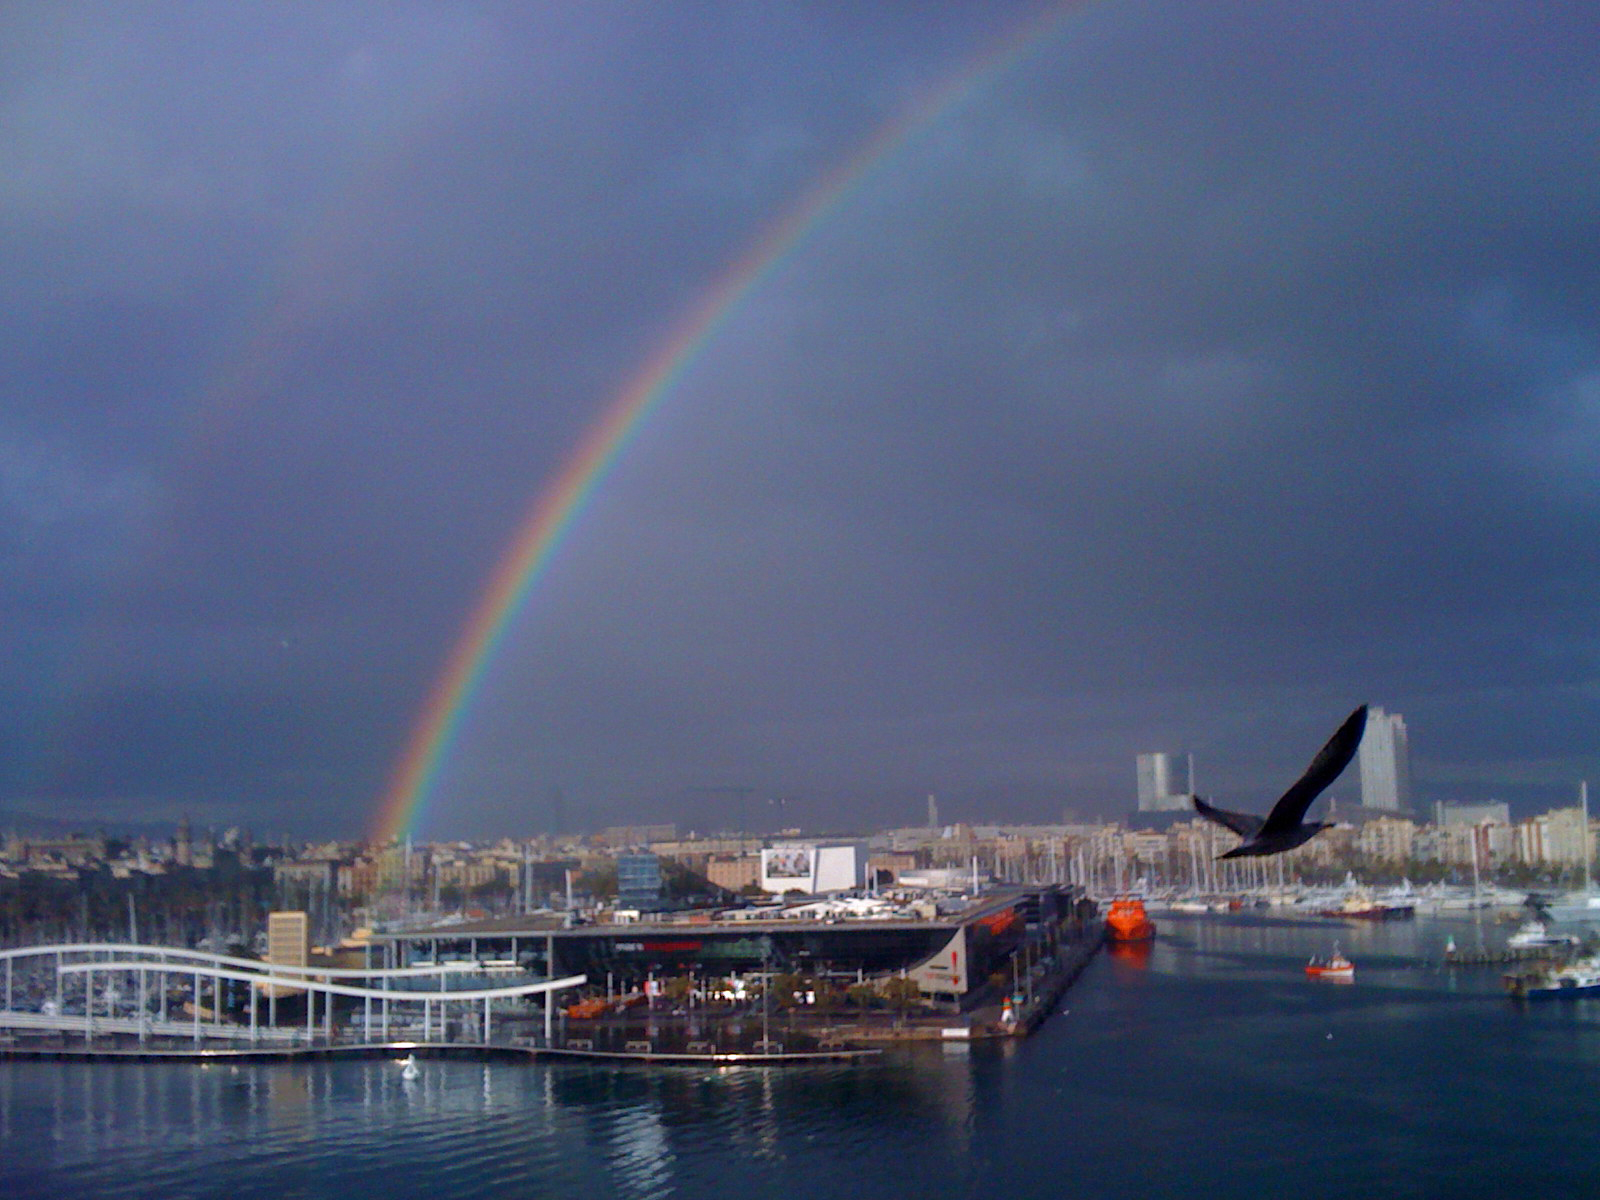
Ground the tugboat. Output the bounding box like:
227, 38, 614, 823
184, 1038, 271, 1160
1305, 943, 1355, 981
1105, 897, 1156, 942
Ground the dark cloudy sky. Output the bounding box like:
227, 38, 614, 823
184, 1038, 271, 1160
3, 1, 1598, 839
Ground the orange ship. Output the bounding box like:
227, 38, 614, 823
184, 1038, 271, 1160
1104, 897, 1156, 942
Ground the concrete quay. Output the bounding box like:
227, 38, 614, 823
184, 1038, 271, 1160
0, 1037, 878, 1066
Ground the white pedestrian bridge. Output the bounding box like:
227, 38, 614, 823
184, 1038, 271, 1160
0, 942, 586, 1048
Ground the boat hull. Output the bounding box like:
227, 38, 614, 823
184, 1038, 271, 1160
1523, 978, 1600, 1000
1318, 904, 1414, 920
1104, 899, 1156, 942
1505, 954, 1600, 999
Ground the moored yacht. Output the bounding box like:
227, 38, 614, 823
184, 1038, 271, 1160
1507, 919, 1581, 951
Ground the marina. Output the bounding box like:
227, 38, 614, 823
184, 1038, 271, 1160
4, 882, 1586, 1072
0, 884, 1104, 1065
11, 911, 1600, 1200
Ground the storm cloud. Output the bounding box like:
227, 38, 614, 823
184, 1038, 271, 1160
3, 1, 1598, 836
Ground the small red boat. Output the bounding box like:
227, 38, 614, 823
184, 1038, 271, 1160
1305, 944, 1354, 981
1105, 897, 1156, 942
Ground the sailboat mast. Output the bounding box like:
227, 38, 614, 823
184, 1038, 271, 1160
1470, 827, 1481, 898
1583, 780, 1591, 894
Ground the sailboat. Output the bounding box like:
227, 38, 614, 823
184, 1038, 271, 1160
1542, 783, 1600, 927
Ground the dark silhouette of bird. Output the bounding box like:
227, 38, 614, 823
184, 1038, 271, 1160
1192, 705, 1368, 859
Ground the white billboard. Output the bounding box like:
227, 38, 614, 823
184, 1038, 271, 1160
761, 846, 815, 892
760, 843, 864, 895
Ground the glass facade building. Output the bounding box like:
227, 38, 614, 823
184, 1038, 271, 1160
616, 853, 664, 908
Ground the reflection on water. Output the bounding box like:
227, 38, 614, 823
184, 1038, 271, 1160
1104, 938, 1153, 968
11, 917, 1600, 1198
1, 1048, 987, 1199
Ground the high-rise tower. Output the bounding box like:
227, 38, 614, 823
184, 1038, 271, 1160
1359, 707, 1411, 811
1136, 752, 1194, 813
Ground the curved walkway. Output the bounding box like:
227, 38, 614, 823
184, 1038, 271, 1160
0, 941, 586, 1047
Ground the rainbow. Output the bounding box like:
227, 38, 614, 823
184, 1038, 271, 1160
371, 3, 1085, 844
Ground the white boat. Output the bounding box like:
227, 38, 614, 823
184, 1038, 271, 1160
1542, 891, 1600, 928
1418, 884, 1497, 913
1507, 919, 1581, 951
1542, 782, 1600, 926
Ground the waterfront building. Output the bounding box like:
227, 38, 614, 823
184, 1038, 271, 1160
1, 833, 108, 868
1416, 818, 1512, 868
174, 814, 193, 867
267, 910, 309, 964
1356, 816, 1418, 864
1434, 799, 1511, 827
868, 851, 919, 886
276, 855, 342, 894
704, 853, 761, 893
650, 835, 762, 862
1473, 818, 1515, 867
264, 910, 310, 998
1516, 806, 1591, 868
376, 842, 424, 892
434, 856, 511, 893
370, 884, 1072, 1007
596, 824, 677, 849
1359, 708, 1411, 811
1136, 752, 1194, 813
1298, 823, 1359, 868
883, 826, 948, 853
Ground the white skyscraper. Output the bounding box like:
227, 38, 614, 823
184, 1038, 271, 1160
1359, 707, 1411, 812
1136, 752, 1194, 813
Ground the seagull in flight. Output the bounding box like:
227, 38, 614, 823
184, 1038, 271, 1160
1193, 705, 1368, 859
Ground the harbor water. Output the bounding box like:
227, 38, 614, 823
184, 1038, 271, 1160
6, 913, 1600, 1199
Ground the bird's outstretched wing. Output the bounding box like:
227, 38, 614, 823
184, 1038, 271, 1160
1259, 705, 1368, 837
1193, 795, 1265, 840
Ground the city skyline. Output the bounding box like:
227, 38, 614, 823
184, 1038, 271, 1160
0, 694, 1578, 840
3, 4, 1599, 839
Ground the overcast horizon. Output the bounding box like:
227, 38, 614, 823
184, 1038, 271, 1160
4, 2, 1599, 839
